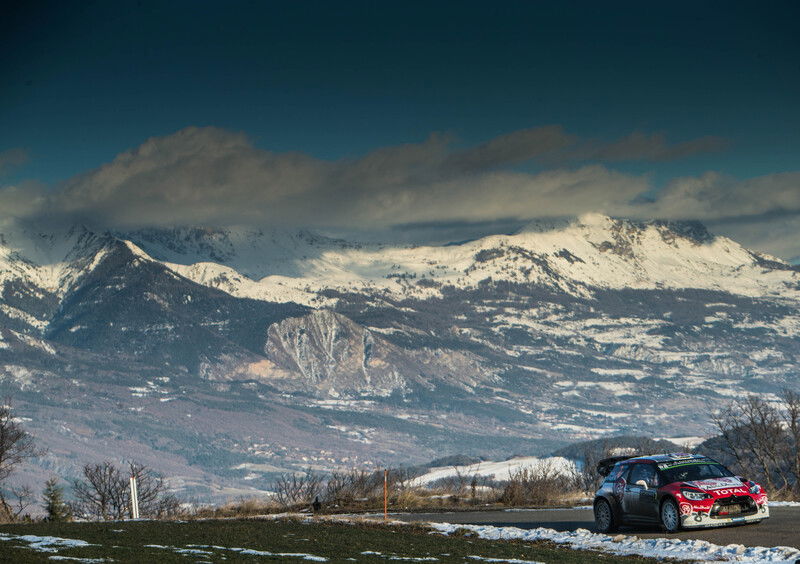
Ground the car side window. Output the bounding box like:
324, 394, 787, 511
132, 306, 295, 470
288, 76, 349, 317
629, 463, 657, 487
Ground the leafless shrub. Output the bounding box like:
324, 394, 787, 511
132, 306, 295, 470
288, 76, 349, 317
196, 496, 278, 518
387, 467, 418, 491
499, 459, 566, 506
323, 469, 383, 507
272, 468, 323, 508
711, 389, 800, 498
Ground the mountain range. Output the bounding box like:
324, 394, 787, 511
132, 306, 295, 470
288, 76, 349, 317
1, 213, 798, 501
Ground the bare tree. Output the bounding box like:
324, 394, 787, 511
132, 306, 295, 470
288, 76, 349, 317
128, 462, 170, 516
711, 390, 800, 498
71, 461, 127, 520
574, 442, 610, 494
0, 485, 35, 522
0, 401, 39, 484
0, 401, 42, 522
71, 460, 176, 520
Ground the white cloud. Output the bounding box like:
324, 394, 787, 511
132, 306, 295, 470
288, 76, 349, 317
0, 181, 46, 221
4, 125, 799, 258
575, 132, 729, 162
707, 213, 800, 261
646, 171, 800, 220
37, 126, 649, 229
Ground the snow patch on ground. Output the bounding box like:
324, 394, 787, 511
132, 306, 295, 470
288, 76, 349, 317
0, 533, 94, 553
467, 557, 544, 564
48, 557, 110, 563
360, 552, 438, 561
164, 543, 329, 561
428, 522, 800, 563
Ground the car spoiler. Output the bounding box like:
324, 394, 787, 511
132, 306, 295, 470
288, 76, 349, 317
596, 456, 634, 477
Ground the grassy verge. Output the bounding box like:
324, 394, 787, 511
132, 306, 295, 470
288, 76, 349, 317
0, 517, 672, 563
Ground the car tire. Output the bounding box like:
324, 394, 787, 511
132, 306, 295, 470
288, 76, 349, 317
660, 498, 681, 533
594, 498, 617, 533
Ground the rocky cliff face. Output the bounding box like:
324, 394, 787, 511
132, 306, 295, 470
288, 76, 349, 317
263, 310, 493, 397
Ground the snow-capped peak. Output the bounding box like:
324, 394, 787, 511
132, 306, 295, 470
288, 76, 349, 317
124, 215, 798, 306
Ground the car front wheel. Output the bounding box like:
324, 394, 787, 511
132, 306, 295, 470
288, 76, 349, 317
594, 498, 617, 533
660, 498, 681, 533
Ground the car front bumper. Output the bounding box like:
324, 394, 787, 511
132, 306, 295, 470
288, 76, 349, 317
679, 502, 769, 528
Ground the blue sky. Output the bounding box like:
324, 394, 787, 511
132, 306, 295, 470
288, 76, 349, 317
2, 1, 799, 258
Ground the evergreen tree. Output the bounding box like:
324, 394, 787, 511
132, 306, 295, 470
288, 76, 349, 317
42, 477, 71, 522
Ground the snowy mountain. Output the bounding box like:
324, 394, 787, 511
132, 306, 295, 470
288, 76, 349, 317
1, 214, 798, 500
126, 213, 800, 306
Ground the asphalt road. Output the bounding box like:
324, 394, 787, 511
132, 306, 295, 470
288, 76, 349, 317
395, 506, 800, 550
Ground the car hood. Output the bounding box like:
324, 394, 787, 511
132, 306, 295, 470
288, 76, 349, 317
682, 476, 748, 494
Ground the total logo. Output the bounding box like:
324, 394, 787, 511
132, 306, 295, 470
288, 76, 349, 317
713, 488, 748, 496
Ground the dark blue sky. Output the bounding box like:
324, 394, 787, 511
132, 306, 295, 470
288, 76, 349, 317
3, 1, 798, 181
2, 1, 799, 258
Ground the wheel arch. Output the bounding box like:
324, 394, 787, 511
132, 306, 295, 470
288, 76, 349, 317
594, 494, 617, 511
659, 492, 679, 509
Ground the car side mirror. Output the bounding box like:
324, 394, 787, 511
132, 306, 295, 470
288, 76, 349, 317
635, 479, 648, 489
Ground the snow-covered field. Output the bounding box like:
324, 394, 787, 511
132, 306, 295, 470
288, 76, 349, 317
409, 456, 577, 487
4, 512, 800, 563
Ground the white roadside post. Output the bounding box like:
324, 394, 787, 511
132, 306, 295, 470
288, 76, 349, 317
129, 475, 140, 519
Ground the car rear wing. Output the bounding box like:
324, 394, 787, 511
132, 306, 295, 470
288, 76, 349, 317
596, 456, 634, 477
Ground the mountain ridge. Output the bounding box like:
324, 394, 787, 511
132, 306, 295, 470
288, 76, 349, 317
0, 214, 798, 501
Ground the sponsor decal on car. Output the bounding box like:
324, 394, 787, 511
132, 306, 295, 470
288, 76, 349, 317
685, 477, 744, 491
613, 477, 625, 500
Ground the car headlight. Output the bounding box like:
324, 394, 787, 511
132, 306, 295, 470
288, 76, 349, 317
749, 483, 761, 494
680, 488, 712, 501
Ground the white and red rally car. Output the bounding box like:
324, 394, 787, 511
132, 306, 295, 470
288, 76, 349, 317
593, 453, 768, 533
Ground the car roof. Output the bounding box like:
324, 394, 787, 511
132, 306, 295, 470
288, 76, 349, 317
627, 453, 708, 463
596, 453, 712, 476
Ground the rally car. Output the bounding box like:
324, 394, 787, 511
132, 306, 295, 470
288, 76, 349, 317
593, 453, 769, 533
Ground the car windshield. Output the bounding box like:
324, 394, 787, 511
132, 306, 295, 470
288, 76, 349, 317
659, 461, 734, 483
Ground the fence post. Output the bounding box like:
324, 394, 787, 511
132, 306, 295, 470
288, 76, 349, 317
129, 475, 140, 519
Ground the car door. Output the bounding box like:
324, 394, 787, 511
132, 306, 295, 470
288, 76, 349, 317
634, 463, 659, 519
625, 463, 658, 520
621, 464, 642, 517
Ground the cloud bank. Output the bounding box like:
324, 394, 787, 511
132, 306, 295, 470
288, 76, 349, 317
2, 126, 799, 259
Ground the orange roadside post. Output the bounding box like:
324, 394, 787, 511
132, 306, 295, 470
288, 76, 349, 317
384, 468, 388, 521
